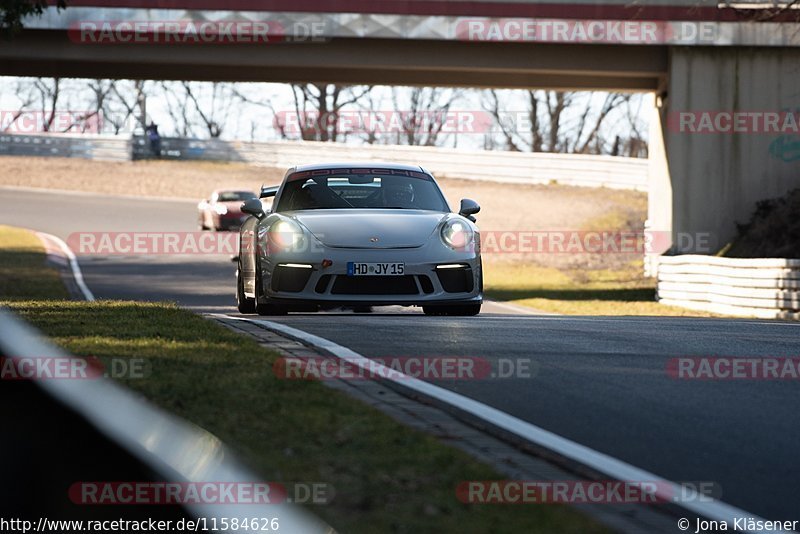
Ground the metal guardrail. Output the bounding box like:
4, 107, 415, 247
133, 136, 650, 190
0, 308, 331, 533
656, 255, 800, 319
0, 132, 648, 190
0, 133, 131, 161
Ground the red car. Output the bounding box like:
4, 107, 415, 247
197, 190, 257, 231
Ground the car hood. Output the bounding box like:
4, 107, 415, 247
291, 209, 448, 248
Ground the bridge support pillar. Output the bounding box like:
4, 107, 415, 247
652, 46, 800, 255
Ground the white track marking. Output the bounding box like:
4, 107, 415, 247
218, 314, 784, 533
37, 231, 95, 301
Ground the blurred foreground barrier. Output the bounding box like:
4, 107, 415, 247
0, 308, 330, 533
656, 255, 800, 320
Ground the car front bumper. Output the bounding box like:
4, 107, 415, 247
258, 241, 482, 307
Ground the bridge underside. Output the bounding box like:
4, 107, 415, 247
3, 30, 800, 256
0, 31, 666, 91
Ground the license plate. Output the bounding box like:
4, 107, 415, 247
347, 262, 405, 276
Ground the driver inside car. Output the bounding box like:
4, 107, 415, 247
383, 182, 416, 208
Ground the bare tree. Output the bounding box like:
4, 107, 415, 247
1, 0, 66, 34
161, 82, 194, 137
105, 80, 149, 135
179, 82, 236, 138
1, 79, 36, 132
483, 89, 635, 156
34, 77, 60, 132
569, 93, 629, 154
388, 87, 462, 147
58, 79, 116, 134
273, 83, 371, 142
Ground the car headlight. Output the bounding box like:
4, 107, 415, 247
440, 218, 473, 250
267, 218, 304, 251
213, 204, 228, 215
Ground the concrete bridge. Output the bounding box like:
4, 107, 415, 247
2, 0, 800, 254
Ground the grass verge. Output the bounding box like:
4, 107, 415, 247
484, 260, 718, 317
1, 226, 606, 534
0, 225, 69, 300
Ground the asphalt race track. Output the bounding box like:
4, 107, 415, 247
3, 187, 799, 522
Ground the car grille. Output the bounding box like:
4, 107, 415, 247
331, 275, 419, 295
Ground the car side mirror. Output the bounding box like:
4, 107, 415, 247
459, 198, 480, 222
241, 198, 265, 218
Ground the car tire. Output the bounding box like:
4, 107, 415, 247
448, 302, 482, 316
256, 302, 288, 316
236, 269, 256, 314
254, 265, 287, 316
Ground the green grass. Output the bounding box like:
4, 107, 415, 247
484, 261, 718, 317
0, 225, 69, 300
1, 226, 607, 534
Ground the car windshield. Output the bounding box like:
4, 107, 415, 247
218, 191, 256, 202
275, 171, 449, 212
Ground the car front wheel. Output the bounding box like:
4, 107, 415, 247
236, 269, 256, 314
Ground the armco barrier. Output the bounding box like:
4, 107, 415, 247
133, 136, 649, 190
0, 132, 648, 190
0, 133, 131, 161
656, 255, 800, 320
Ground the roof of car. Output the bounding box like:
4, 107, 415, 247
291, 162, 428, 174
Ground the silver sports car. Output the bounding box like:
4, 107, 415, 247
235, 163, 482, 316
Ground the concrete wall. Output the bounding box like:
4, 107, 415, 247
663, 46, 800, 253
